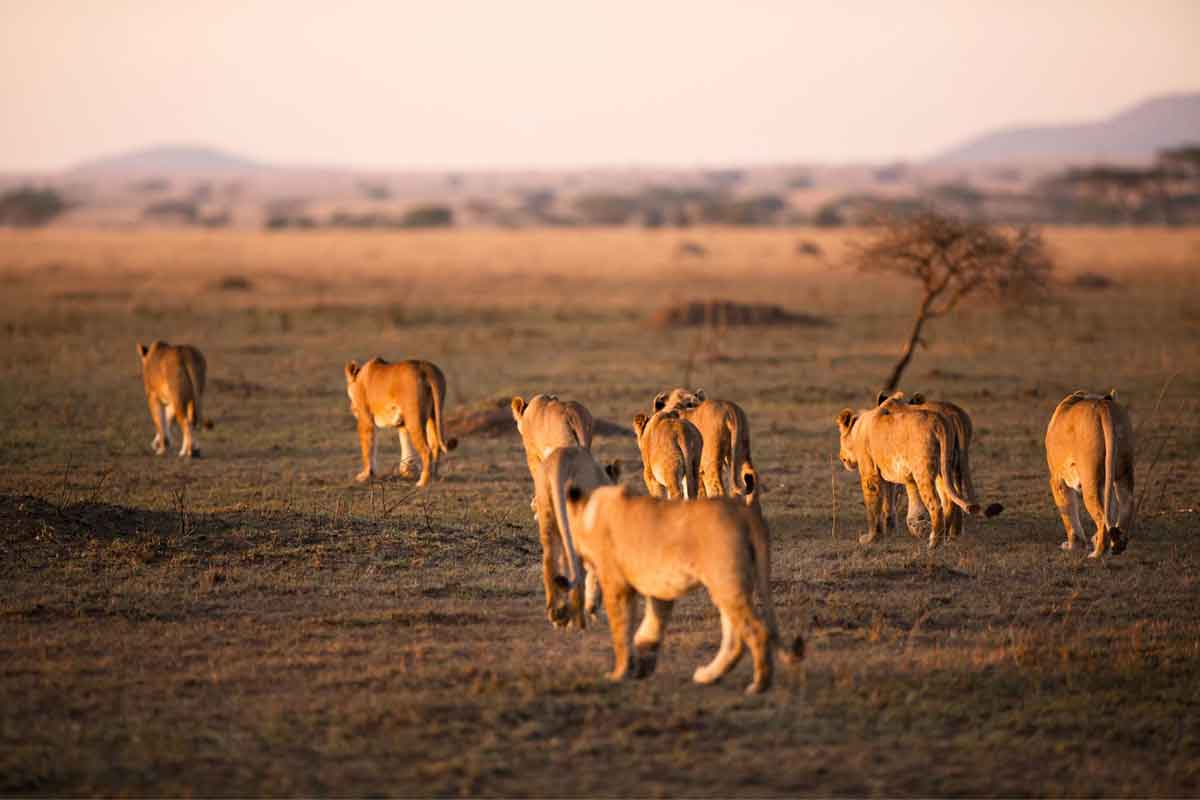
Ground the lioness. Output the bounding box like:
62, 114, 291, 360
344, 357, 456, 486
556, 468, 802, 694
876, 392, 1003, 539
836, 400, 978, 549
512, 394, 597, 626
138, 341, 209, 458
632, 410, 702, 500
653, 388, 753, 497
1045, 390, 1135, 558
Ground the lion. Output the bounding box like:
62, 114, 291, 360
632, 410, 702, 500
653, 388, 754, 497
875, 392, 1004, 539
137, 340, 209, 458
555, 466, 802, 694
344, 357, 456, 486
836, 399, 979, 549
1045, 390, 1135, 558
511, 394, 597, 626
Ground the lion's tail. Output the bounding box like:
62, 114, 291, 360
430, 376, 457, 454
547, 449, 584, 596
743, 467, 804, 666
1099, 398, 1118, 533
182, 355, 207, 430
937, 422, 980, 515
952, 417, 1001, 518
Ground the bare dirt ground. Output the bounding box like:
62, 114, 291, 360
1, 228, 1199, 796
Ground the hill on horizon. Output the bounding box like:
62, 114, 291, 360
934, 92, 1200, 164
68, 145, 264, 174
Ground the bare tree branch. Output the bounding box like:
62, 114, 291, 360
852, 209, 1054, 391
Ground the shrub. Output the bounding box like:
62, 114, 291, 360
401, 204, 454, 228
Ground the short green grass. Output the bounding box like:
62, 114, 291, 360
1, 229, 1198, 796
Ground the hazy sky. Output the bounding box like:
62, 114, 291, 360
2, 0, 1197, 171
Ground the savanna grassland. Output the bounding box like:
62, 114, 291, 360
1, 227, 1199, 797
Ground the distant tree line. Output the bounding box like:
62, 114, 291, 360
0, 187, 68, 227
572, 187, 789, 227
1036, 145, 1200, 225
265, 204, 455, 231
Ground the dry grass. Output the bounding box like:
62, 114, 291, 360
1, 227, 1199, 796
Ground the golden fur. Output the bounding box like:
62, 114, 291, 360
137, 341, 209, 458
836, 399, 978, 549
653, 388, 754, 497
632, 410, 702, 500
876, 392, 1003, 539
557, 469, 801, 694
344, 357, 456, 486
511, 394, 597, 627
1045, 390, 1135, 557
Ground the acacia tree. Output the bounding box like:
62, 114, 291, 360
853, 210, 1053, 393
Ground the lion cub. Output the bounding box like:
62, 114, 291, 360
559, 470, 802, 694
1045, 390, 1135, 557
632, 410, 701, 500
137, 341, 208, 458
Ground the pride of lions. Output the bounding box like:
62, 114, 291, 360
138, 340, 1136, 694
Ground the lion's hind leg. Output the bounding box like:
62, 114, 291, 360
634, 597, 675, 677
1080, 465, 1112, 558
147, 395, 168, 455
693, 608, 745, 686
661, 466, 685, 501
424, 417, 441, 479
408, 425, 434, 487
170, 400, 194, 458
396, 428, 418, 480
699, 452, 725, 498
1050, 477, 1085, 551
919, 474, 946, 550
585, 569, 603, 620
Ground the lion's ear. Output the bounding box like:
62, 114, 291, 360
605, 460, 621, 483
742, 466, 757, 497
510, 396, 526, 424
909, 392, 925, 405
344, 360, 360, 383
837, 409, 855, 430
633, 413, 649, 437
693, 388, 706, 401
137, 343, 149, 359
1108, 388, 1118, 401
875, 391, 889, 407
653, 392, 667, 412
